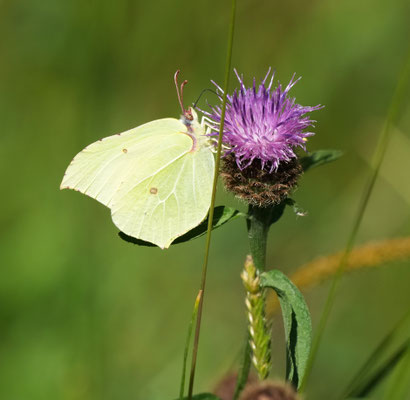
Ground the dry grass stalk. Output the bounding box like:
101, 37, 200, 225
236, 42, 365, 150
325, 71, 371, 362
267, 237, 410, 317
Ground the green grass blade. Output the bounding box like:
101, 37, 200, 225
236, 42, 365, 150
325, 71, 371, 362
179, 291, 202, 399
348, 340, 410, 398
342, 310, 410, 398
187, 1, 237, 398
383, 344, 410, 400
300, 48, 410, 393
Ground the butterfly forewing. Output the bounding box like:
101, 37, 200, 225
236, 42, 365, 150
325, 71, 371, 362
61, 118, 190, 207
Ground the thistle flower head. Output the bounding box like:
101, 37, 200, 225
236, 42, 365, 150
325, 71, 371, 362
204, 68, 323, 172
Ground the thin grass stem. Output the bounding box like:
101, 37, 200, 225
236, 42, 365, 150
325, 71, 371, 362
179, 290, 202, 399
383, 343, 410, 400
341, 309, 410, 399
187, 1, 237, 398
300, 49, 410, 392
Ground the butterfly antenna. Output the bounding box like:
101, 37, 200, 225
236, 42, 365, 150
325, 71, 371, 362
180, 80, 188, 110
193, 88, 219, 109
174, 70, 193, 120
174, 70, 184, 113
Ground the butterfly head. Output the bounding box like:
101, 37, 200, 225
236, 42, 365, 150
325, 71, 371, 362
181, 107, 200, 127
174, 71, 209, 150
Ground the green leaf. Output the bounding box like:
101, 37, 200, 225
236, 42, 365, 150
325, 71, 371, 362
260, 270, 312, 389
119, 206, 245, 247
174, 394, 221, 400
268, 201, 287, 226
300, 149, 343, 172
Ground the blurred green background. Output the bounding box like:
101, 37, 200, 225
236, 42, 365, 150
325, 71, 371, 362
1, 0, 410, 399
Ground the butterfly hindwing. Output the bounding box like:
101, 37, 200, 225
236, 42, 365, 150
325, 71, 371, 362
111, 141, 214, 249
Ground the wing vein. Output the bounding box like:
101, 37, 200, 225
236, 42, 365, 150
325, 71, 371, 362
114, 146, 190, 204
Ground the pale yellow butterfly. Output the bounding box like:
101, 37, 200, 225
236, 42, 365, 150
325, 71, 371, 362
61, 71, 215, 249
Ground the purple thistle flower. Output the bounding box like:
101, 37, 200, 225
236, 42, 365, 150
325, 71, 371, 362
203, 68, 323, 172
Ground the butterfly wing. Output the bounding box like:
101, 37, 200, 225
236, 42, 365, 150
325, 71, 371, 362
61, 119, 190, 207
61, 117, 214, 248
111, 139, 214, 248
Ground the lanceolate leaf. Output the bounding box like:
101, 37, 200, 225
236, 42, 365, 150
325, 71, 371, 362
119, 206, 245, 247
300, 149, 343, 172
260, 270, 312, 389
268, 202, 287, 226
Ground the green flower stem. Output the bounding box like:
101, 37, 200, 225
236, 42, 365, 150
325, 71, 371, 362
233, 201, 274, 397
242, 256, 271, 380
247, 203, 286, 272
242, 206, 271, 384
247, 205, 271, 272
238, 203, 285, 387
